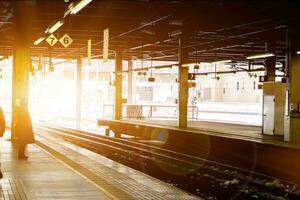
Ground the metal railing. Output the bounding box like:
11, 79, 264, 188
103, 104, 198, 120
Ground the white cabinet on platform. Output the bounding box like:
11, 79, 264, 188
262, 83, 286, 136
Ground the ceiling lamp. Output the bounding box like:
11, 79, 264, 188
45, 20, 64, 34
211, 59, 232, 64
296, 51, 300, 54
246, 53, 275, 60
34, 37, 45, 45
69, 0, 93, 15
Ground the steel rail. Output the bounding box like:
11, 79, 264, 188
33, 123, 300, 199
34, 123, 292, 183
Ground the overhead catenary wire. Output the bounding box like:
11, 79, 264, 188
40, 3, 298, 68
52, 14, 171, 59
42, 8, 286, 64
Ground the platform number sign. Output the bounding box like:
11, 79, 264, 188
188, 73, 196, 80
59, 34, 73, 48
46, 34, 58, 46
103, 28, 109, 62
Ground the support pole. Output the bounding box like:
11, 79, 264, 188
76, 57, 82, 129
127, 60, 133, 104
115, 51, 123, 120
265, 41, 276, 82
178, 38, 189, 128
285, 28, 300, 141
11, 2, 33, 139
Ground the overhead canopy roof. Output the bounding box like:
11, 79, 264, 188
1, 0, 300, 64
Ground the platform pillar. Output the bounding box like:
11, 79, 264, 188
115, 51, 123, 120
76, 57, 82, 129
265, 41, 276, 82
11, 3, 33, 139
127, 59, 133, 104
284, 29, 300, 142
178, 39, 189, 128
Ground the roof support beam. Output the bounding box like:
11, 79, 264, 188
11, 2, 33, 141
114, 50, 123, 122
76, 57, 82, 130
178, 37, 189, 128
285, 28, 300, 142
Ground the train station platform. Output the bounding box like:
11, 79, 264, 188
123, 119, 300, 149
127, 119, 262, 139
0, 130, 200, 200
98, 118, 300, 183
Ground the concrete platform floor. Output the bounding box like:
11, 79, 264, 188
0, 141, 109, 200
0, 130, 200, 200
0, 141, 110, 200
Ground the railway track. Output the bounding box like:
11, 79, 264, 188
34, 124, 300, 200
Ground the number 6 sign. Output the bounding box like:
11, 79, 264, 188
59, 34, 73, 48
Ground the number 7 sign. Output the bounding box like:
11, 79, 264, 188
46, 34, 58, 46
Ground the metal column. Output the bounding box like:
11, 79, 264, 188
127, 60, 133, 104
285, 29, 300, 141
11, 2, 33, 139
265, 41, 276, 82
115, 51, 123, 120
178, 39, 189, 128
76, 57, 82, 129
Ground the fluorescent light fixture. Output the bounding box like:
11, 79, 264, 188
181, 62, 198, 67
246, 53, 275, 60
34, 37, 45, 45
185, 62, 199, 66
69, 0, 93, 15
296, 51, 300, 55
45, 20, 64, 34
211, 59, 232, 64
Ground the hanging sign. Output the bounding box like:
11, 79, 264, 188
46, 34, 58, 46
59, 34, 73, 48
103, 28, 109, 62
188, 73, 196, 80
188, 82, 196, 88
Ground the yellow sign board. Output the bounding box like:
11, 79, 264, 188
46, 34, 58, 46
188, 82, 196, 88
59, 34, 73, 48
103, 28, 109, 61
87, 39, 92, 64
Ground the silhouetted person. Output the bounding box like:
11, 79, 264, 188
0, 106, 5, 178
14, 107, 34, 159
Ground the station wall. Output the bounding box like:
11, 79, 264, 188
196, 71, 264, 103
